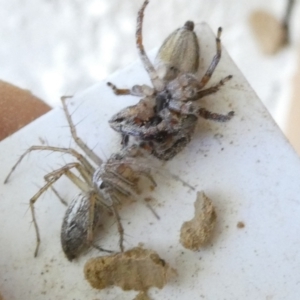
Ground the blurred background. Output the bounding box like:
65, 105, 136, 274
1, 0, 300, 152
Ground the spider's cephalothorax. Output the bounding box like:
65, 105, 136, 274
108, 0, 234, 160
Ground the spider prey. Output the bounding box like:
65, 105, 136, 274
4, 97, 156, 261
108, 0, 234, 160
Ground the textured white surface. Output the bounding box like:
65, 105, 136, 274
1, 23, 300, 299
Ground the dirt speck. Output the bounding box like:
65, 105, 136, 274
134, 291, 151, 300
144, 197, 154, 202
84, 247, 176, 291
237, 221, 245, 228
180, 191, 217, 250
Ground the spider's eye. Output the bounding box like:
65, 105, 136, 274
99, 181, 107, 189
114, 117, 125, 122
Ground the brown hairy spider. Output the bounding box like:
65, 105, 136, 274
4, 97, 156, 261
108, 0, 234, 160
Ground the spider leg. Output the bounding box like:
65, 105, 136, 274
107, 82, 154, 97
103, 177, 134, 197
4, 145, 95, 184
107, 82, 132, 95
45, 163, 92, 192
86, 191, 97, 246
111, 201, 124, 252
96, 190, 125, 252
198, 108, 234, 122
30, 175, 63, 257
117, 157, 157, 187
136, 0, 164, 91
197, 27, 223, 89
169, 100, 234, 123
129, 168, 156, 187
61, 96, 103, 166
50, 186, 68, 206
30, 163, 91, 257
196, 75, 232, 99
92, 244, 115, 254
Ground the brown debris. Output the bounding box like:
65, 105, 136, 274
237, 221, 245, 228
134, 291, 151, 300
84, 247, 176, 291
180, 191, 217, 250
249, 10, 287, 55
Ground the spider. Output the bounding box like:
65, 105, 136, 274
4, 97, 156, 261
107, 0, 234, 160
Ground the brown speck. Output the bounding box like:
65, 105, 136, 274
134, 291, 151, 300
237, 221, 245, 228
144, 197, 152, 202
